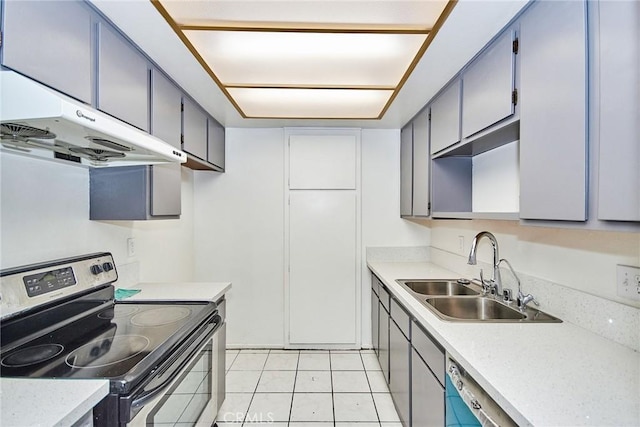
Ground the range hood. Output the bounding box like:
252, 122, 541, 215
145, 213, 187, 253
0, 71, 186, 167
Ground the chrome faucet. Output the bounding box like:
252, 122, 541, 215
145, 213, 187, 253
468, 231, 502, 297
498, 257, 540, 312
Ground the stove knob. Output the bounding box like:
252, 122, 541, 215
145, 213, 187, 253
90, 264, 104, 275
102, 262, 114, 272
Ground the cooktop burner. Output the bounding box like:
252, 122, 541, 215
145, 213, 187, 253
130, 306, 192, 327
97, 304, 140, 319
65, 335, 149, 369
0, 299, 212, 382
1, 344, 64, 368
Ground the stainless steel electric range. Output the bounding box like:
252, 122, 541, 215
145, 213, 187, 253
0, 252, 224, 426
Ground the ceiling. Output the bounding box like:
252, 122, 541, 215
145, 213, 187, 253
89, 0, 529, 129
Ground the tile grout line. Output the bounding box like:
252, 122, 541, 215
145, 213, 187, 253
287, 350, 300, 425
361, 350, 383, 426
329, 351, 336, 427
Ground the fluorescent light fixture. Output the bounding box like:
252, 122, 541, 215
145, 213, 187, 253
152, 0, 456, 119
183, 30, 428, 87
227, 87, 394, 119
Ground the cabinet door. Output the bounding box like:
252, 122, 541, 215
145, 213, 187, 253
150, 164, 181, 217
182, 98, 208, 160
2, 0, 92, 104
98, 23, 150, 131
389, 320, 410, 427
289, 135, 357, 189
597, 0, 640, 221
430, 80, 461, 154
371, 289, 379, 355
519, 0, 587, 221
289, 191, 357, 345
412, 109, 430, 216
462, 30, 516, 138
411, 348, 445, 427
378, 303, 390, 383
207, 117, 225, 170
151, 70, 182, 148
400, 123, 413, 216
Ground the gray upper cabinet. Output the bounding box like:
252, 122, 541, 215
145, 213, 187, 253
90, 165, 180, 220
97, 22, 150, 132
150, 164, 181, 217
430, 80, 461, 154
596, 0, 640, 222
207, 117, 226, 171
400, 124, 413, 217
182, 97, 208, 161
462, 30, 516, 138
151, 69, 182, 148
2, 0, 93, 104
519, 0, 587, 221
412, 109, 430, 217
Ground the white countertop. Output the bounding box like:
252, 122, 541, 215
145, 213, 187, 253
0, 378, 109, 427
122, 281, 231, 302
0, 282, 231, 426
368, 261, 640, 427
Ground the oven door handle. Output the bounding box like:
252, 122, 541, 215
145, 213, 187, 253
130, 314, 221, 410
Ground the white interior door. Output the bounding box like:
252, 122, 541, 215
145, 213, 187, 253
289, 190, 357, 345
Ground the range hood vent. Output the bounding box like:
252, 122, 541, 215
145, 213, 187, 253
0, 71, 186, 167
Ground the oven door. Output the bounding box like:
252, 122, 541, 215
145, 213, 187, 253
125, 314, 222, 426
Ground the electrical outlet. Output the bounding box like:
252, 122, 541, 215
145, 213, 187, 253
458, 236, 465, 253
616, 265, 640, 301
127, 238, 136, 258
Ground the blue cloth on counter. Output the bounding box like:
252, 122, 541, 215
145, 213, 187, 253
115, 288, 141, 300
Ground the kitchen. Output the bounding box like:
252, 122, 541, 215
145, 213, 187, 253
1, 0, 639, 426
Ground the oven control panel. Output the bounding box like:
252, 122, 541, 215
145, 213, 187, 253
23, 267, 77, 297
1, 252, 118, 319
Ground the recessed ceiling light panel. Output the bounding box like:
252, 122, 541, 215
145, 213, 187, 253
227, 87, 394, 119
152, 0, 456, 119
183, 30, 428, 87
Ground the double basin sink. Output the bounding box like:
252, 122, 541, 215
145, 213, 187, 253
397, 280, 561, 323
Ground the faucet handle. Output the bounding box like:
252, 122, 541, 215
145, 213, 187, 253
502, 289, 513, 303
517, 292, 539, 311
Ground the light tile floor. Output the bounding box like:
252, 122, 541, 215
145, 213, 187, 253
217, 349, 402, 427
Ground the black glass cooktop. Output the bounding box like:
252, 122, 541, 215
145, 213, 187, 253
0, 301, 212, 384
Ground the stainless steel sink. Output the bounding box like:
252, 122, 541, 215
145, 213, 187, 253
423, 296, 562, 323
397, 279, 480, 296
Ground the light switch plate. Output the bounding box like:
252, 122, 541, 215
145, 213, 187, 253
616, 265, 640, 301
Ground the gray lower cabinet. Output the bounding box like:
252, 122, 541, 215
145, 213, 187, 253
378, 286, 390, 383
412, 321, 445, 427
389, 302, 411, 427
97, 22, 150, 132
519, 0, 588, 221
1, 0, 93, 104
411, 348, 445, 427
371, 289, 379, 356
90, 165, 181, 220
596, 0, 640, 222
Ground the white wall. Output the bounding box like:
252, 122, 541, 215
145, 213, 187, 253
414, 218, 640, 308
192, 128, 432, 348
193, 128, 285, 347
0, 152, 195, 283
361, 129, 431, 346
